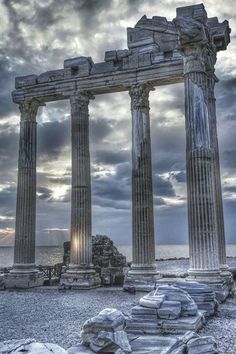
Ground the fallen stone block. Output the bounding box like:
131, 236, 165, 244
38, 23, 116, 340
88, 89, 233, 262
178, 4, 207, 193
0, 339, 67, 354
81, 308, 131, 353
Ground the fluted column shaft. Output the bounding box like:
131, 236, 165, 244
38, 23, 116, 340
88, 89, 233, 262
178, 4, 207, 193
185, 69, 220, 276
129, 84, 157, 273
207, 76, 227, 270
69, 92, 93, 269
13, 100, 40, 272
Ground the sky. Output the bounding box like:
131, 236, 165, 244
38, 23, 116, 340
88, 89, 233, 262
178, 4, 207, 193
0, 0, 236, 247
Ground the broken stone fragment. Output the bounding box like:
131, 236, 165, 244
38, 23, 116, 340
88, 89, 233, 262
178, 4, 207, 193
0, 339, 67, 354
157, 300, 182, 319
81, 308, 131, 353
156, 285, 198, 316
187, 335, 218, 354
139, 292, 165, 308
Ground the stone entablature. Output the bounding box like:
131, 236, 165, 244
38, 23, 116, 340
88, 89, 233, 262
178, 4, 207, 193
12, 5, 229, 103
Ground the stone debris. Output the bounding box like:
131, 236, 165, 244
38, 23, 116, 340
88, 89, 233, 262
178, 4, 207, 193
63, 235, 127, 286
156, 279, 218, 316
0, 339, 67, 354
81, 308, 131, 353
126, 286, 204, 335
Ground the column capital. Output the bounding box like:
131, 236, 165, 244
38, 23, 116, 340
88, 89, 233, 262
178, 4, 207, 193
174, 16, 217, 75
129, 83, 154, 110
70, 91, 94, 112
19, 100, 43, 122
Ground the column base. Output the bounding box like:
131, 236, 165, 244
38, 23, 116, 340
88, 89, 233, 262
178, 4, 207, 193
187, 269, 230, 302
5, 267, 44, 289
60, 268, 101, 290
123, 264, 161, 292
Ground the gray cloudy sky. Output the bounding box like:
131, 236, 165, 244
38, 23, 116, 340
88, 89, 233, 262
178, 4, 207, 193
0, 0, 236, 247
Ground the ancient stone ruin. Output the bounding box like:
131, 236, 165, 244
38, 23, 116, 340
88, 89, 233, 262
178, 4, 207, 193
4, 3, 233, 302
63, 235, 127, 286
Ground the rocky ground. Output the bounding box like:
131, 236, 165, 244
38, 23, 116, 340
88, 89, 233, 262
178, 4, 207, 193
0, 258, 236, 353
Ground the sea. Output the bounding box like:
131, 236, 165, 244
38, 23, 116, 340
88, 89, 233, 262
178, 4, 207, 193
1, 245, 236, 267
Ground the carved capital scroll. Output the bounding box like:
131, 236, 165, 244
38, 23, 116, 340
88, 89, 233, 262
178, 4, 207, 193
19, 100, 42, 122
129, 83, 154, 111
70, 91, 94, 113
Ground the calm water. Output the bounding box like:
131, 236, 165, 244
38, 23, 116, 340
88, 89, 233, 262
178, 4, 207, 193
1, 245, 236, 267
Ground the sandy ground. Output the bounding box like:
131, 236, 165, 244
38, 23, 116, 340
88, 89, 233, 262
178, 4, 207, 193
0, 258, 236, 353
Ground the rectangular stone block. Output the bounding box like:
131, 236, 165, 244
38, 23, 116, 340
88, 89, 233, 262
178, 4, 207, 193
15, 75, 38, 89
157, 300, 181, 319
104, 50, 117, 62
117, 49, 131, 59
37, 70, 65, 83
91, 61, 117, 74
138, 53, 151, 67
127, 27, 154, 49
64, 56, 94, 77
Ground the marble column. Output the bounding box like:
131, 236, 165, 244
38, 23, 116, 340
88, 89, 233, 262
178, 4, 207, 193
206, 76, 228, 271
184, 67, 221, 279
60, 92, 100, 289
124, 83, 159, 292
174, 14, 231, 300
5, 100, 44, 288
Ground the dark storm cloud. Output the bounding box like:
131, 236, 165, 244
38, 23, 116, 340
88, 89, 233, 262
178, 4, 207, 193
173, 171, 186, 183
37, 186, 53, 201
223, 185, 236, 193
0, 59, 18, 118
93, 149, 129, 165
90, 118, 113, 143
38, 120, 70, 159
153, 175, 176, 197
0, 186, 16, 216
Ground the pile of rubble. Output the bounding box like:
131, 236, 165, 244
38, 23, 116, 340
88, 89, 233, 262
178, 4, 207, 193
63, 235, 127, 285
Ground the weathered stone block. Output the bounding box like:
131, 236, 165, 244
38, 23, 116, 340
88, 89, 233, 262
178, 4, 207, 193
138, 53, 151, 67
127, 27, 154, 49
139, 293, 165, 308
64, 56, 93, 77
5, 271, 44, 289
117, 49, 131, 59
157, 300, 181, 319
81, 308, 131, 353
187, 336, 218, 354
0, 339, 67, 354
15, 75, 38, 89
37, 70, 65, 83
91, 61, 117, 74
105, 50, 117, 62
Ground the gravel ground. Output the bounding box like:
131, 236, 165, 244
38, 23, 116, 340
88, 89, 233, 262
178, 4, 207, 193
0, 287, 141, 349
1, 258, 236, 353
